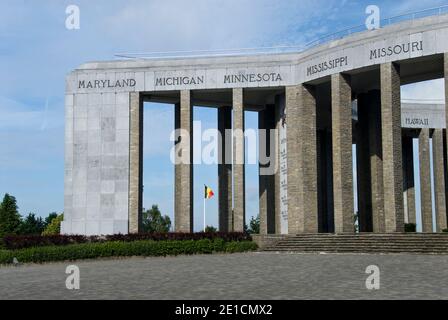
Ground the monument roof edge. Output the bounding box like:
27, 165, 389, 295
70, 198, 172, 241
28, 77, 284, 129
73, 51, 302, 72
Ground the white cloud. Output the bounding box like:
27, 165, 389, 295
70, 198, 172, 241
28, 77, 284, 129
390, 0, 448, 15
143, 104, 174, 157
97, 0, 342, 52
0, 96, 63, 131
0, 94, 64, 171
401, 79, 445, 103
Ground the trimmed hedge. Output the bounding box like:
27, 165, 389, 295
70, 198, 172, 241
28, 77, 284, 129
0, 239, 258, 264
3, 232, 251, 250
3, 235, 89, 250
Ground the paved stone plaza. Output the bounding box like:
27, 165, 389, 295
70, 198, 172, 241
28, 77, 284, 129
1, 253, 448, 300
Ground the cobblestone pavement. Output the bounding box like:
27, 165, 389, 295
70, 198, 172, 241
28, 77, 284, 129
1, 252, 448, 300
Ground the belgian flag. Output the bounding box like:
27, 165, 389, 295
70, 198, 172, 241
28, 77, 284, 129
204, 185, 215, 199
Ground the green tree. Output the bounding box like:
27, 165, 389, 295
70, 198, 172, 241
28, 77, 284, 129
205, 226, 217, 233
142, 205, 171, 233
0, 194, 21, 237
18, 213, 45, 235
248, 215, 260, 234
42, 214, 64, 236
45, 212, 59, 227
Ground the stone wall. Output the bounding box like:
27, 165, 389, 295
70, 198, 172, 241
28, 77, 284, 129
62, 92, 130, 235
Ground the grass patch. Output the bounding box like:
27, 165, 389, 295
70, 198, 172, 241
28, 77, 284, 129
0, 239, 258, 265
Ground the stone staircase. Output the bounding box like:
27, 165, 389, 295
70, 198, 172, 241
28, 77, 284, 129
262, 233, 448, 254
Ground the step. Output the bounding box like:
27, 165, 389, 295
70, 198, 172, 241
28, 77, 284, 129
269, 246, 448, 251
266, 244, 448, 248
264, 247, 448, 252
273, 245, 448, 248
281, 236, 448, 238
262, 234, 448, 254
273, 245, 448, 250
273, 240, 448, 244
273, 243, 448, 248
264, 248, 448, 252
263, 250, 448, 254
272, 239, 448, 244
284, 235, 448, 238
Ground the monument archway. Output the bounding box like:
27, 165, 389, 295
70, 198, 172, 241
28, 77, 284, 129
62, 13, 448, 236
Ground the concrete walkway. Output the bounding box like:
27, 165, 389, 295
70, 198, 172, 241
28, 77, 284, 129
1, 252, 447, 300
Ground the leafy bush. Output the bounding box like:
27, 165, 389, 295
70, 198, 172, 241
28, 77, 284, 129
42, 214, 64, 236
0, 193, 64, 238
248, 215, 260, 234
18, 213, 46, 235
3, 232, 251, 250
142, 205, 171, 233
45, 213, 59, 226
0, 194, 21, 238
0, 240, 258, 264
204, 226, 218, 233
405, 223, 417, 233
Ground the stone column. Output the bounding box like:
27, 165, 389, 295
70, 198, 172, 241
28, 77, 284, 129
129, 92, 143, 234
317, 130, 334, 233
356, 93, 373, 232
402, 136, 416, 224
419, 128, 433, 233
365, 90, 386, 233
233, 88, 245, 232
218, 106, 233, 232
445, 53, 448, 175
259, 105, 277, 234
433, 129, 447, 232
259, 109, 268, 234
274, 95, 283, 234
331, 74, 354, 234
286, 84, 318, 234
380, 63, 405, 233
174, 102, 180, 231
174, 90, 193, 233
444, 52, 448, 229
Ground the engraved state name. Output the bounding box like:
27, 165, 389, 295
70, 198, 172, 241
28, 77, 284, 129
369, 41, 423, 60
305, 40, 425, 78
306, 56, 348, 77
154, 72, 283, 86
78, 79, 136, 89
405, 117, 429, 126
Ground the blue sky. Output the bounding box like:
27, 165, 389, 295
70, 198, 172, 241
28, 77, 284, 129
1, 0, 447, 231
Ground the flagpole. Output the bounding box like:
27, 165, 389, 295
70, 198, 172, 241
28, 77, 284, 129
203, 197, 206, 232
